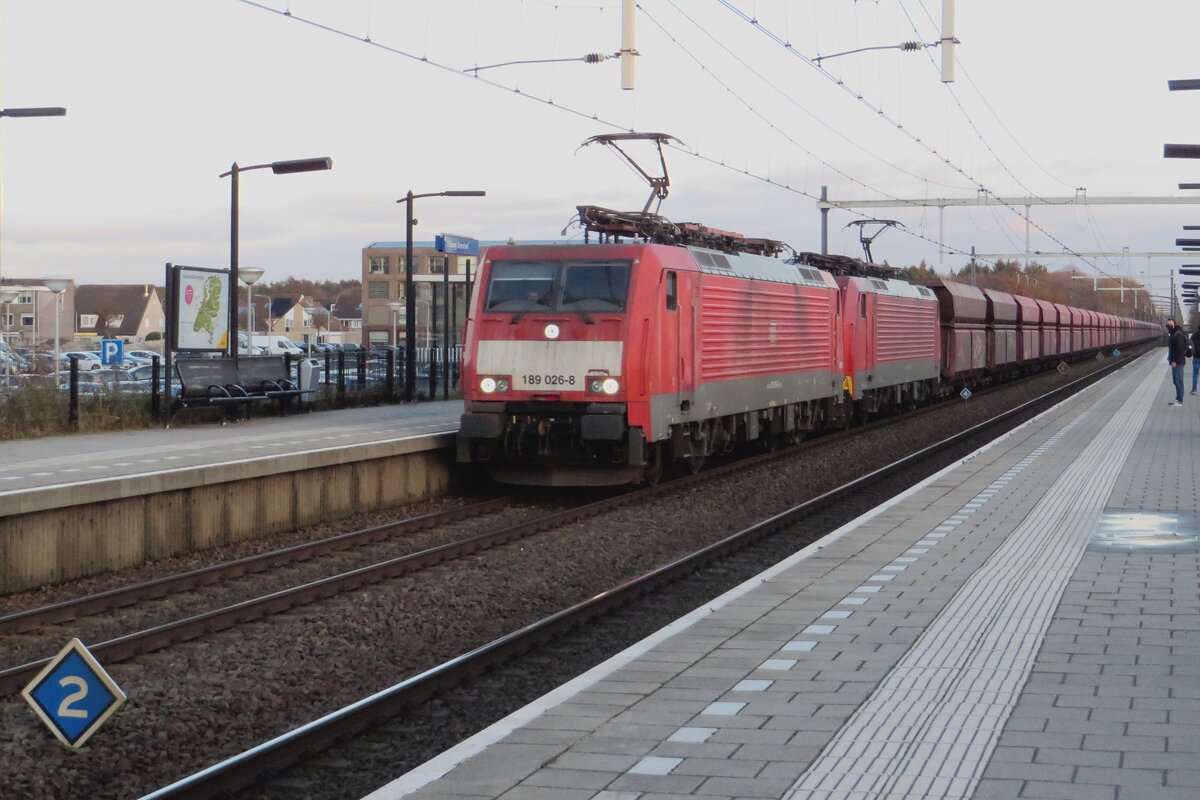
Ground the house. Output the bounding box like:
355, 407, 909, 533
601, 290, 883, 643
74, 284, 165, 342
266, 295, 341, 345
0, 278, 78, 348
330, 292, 363, 347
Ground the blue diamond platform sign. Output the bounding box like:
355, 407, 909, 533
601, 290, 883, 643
21, 638, 126, 748
100, 338, 123, 366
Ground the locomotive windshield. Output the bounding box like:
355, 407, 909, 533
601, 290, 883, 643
485, 259, 631, 312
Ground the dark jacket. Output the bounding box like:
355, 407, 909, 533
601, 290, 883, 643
1192, 329, 1200, 356
1168, 327, 1188, 364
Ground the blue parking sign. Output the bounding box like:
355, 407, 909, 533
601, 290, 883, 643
22, 639, 126, 748
101, 338, 123, 366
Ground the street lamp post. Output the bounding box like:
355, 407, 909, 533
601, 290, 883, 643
387, 300, 405, 349
220, 157, 332, 364
43, 277, 69, 383
396, 190, 485, 402
387, 300, 404, 385
0, 107, 65, 291
0, 288, 16, 390
239, 267, 266, 353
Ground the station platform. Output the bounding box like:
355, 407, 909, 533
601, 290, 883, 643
0, 400, 464, 593
0, 400, 462, 511
371, 350, 1199, 800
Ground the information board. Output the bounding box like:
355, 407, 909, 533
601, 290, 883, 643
174, 266, 230, 351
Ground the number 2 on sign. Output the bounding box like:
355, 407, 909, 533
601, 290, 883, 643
57, 676, 89, 718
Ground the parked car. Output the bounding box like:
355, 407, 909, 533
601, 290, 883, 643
64, 352, 105, 370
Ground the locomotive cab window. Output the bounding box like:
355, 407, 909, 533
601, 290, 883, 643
484, 259, 631, 313
485, 261, 556, 310
665, 271, 678, 311
560, 261, 630, 311
859, 294, 868, 319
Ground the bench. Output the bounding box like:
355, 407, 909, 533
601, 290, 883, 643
169, 358, 273, 425
237, 355, 305, 414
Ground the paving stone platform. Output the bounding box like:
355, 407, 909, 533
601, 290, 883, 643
0, 399, 461, 509
367, 351, 1199, 800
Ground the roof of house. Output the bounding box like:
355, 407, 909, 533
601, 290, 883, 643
331, 291, 362, 320
269, 296, 342, 331
74, 285, 160, 337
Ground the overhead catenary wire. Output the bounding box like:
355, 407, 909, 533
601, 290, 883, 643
900, 0, 1128, 281
895, 0, 1120, 280
240, 0, 1002, 269
718, 0, 1117, 282
639, 5, 910, 203
914, 0, 1074, 191
657, 0, 974, 192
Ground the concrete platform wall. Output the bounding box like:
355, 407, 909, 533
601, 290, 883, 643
0, 434, 455, 594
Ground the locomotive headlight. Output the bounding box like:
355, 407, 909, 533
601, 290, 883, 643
480, 377, 497, 394
587, 376, 621, 395
544, 323, 560, 339
497, 378, 510, 392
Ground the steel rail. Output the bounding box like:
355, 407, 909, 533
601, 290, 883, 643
0, 498, 511, 635
0, 448, 773, 695
4, 346, 1144, 696
135, 347, 1142, 800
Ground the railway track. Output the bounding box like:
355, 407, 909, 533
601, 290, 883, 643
134, 344, 1144, 800
2, 356, 1040, 689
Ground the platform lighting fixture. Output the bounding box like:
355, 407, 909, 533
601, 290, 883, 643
1165, 145, 1200, 159
43, 277, 69, 383
386, 300, 404, 351
239, 267, 265, 352
395, 190, 486, 402
0, 106, 66, 290
0, 288, 16, 391
220, 157, 332, 364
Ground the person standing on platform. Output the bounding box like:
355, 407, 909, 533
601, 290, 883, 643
1165, 318, 1187, 406
1191, 327, 1200, 396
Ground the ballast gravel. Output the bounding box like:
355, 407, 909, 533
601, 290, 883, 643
0, 353, 1134, 800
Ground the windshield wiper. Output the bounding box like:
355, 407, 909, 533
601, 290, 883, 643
560, 288, 595, 325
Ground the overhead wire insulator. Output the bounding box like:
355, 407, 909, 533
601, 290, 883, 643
899, 41, 924, 52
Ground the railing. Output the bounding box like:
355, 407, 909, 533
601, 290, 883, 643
0, 348, 463, 438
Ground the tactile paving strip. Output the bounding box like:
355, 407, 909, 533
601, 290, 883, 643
783, 363, 1161, 800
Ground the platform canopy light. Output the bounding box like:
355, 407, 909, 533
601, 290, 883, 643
1180, 266, 1200, 275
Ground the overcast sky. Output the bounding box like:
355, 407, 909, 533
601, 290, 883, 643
3, 0, 1200, 296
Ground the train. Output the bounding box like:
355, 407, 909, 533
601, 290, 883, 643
456, 206, 1157, 486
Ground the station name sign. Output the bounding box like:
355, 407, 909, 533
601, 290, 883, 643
435, 234, 479, 257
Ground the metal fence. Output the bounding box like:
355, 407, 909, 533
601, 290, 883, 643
0, 347, 463, 433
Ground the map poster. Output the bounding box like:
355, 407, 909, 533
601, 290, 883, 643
172, 265, 230, 352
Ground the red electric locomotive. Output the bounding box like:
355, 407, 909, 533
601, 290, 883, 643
458, 208, 847, 485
